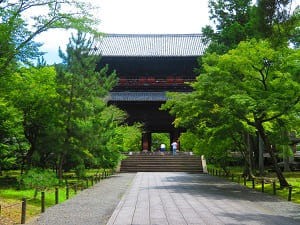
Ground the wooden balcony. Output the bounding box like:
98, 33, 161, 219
116, 77, 195, 87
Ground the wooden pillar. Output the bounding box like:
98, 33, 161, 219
170, 132, 174, 152
148, 132, 152, 151
142, 132, 151, 151
170, 128, 180, 151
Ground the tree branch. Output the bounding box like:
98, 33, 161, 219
252, 64, 268, 90
261, 96, 300, 123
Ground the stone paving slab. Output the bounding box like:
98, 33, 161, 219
107, 172, 300, 225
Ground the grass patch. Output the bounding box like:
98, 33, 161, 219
207, 165, 300, 204
0, 187, 77, 224
0, 168, 110, 224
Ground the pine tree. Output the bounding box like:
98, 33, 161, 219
55, 32, 117, 178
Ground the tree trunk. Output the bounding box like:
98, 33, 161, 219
283, 156, 291, 172
34, 188, 38, 199
256, 121, 289, 187
258, 134, 265, 176
240, 133, 254, 179
283, 145, 291, 172
24, 145, 35, 168
58, 152, 64, 179
247, 133, 255, 179
232, 133, 254, 179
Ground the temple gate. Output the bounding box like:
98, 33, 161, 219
93, 34, 206, 151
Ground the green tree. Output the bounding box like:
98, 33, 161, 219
7, 66, 59, 168
252, 0, 299, 47
18, 168, 59, 198
0, 0, 101, 174
202, 0, 299, 55
0, 98, 27, 175
96, 106, 128, 169
55, 32, 117, 178
179, 132, 198, 152
118, 123, 143, 152
163, 40, 300, 187
151, 133, 170, 151
202, 0, 253, 54
0, 0, 99, 75
162, 91, 251, 176
88, 105, 141, 169
0, 65, 58, 171
289, 7, 300, 48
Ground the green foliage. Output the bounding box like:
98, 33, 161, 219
0, 0, 100, 74
74, 164, 86, 179
55, 32, 119, 176
0, 0, 141, 180
289, 7, 300, 48
7, 66, 59, 167
0, 1, 103, 170
18, 168, 59, 191
202, 0, 253, 54
90, 106, 139, 168
116, 123, 143, 152
163, 40, 299, 185
202, 0, 299, 55
0, 29, 138, 176
0, 98, 26, 172
179, 132, 198, 152
253, 0, 299, 47
151, 133, 170, 151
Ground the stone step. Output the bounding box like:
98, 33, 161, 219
123, 161, 201, 164
123, 156, 199, 157
120, 166, 203, 169
125, 156, 201, 160
120, 169, 203, 172
122, 161, 202, 166
122, 159, 201, 162
120, 154, 203, 173
120, 169, 202, 172
123, 157, 201, 160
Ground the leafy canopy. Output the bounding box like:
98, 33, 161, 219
0, 0, 100, 74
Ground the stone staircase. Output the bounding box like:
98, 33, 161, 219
120, 153, 203, 173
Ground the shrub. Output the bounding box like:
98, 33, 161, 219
18, 168, 59, 198
75, 164, 86, 178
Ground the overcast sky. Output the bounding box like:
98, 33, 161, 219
35, 0, 211, 64
34, 0, 300, 64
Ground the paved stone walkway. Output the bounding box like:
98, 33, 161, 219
107, 172, 300, 225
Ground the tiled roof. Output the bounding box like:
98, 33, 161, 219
92, 34, 206, 57
109, 92, 168, 101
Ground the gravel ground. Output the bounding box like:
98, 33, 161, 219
28, 173, 136, 225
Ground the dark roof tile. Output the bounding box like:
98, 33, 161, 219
92, 34, 206, 57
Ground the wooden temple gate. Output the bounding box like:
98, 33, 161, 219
93, 34, 206, 151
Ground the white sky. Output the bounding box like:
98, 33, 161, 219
35, 0, 211, 64
35, 0, 300, 64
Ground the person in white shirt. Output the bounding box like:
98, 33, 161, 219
171, 141, 177, 155
160, 143, 166, 152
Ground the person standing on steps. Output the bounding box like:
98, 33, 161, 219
160, 143, 166, 155
171, 141, 177, 156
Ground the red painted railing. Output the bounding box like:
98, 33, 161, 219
117, 77, 196, 86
